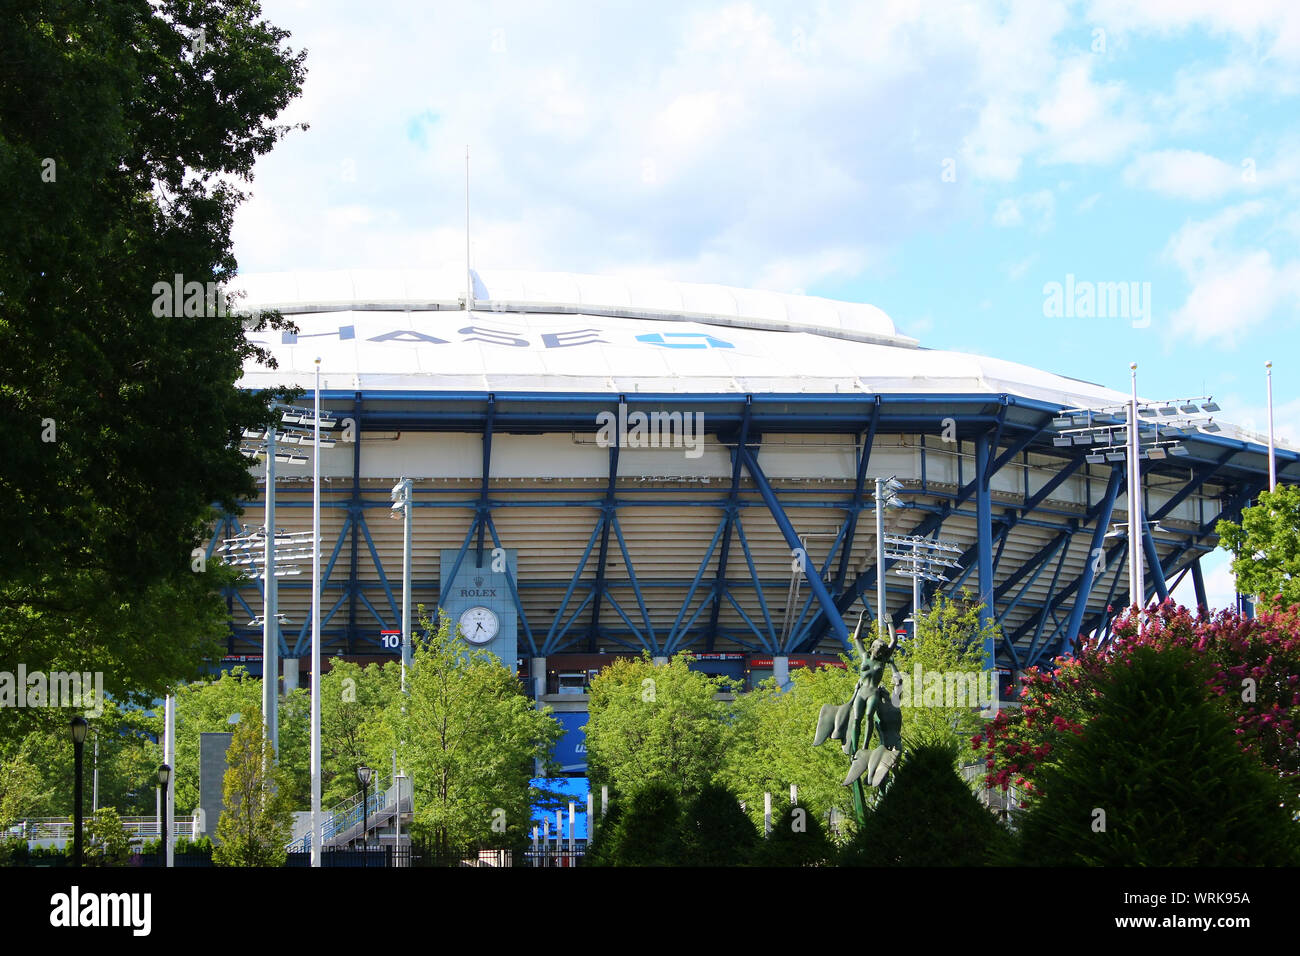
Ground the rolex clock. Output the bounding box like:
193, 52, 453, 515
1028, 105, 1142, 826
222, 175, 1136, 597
459, 605, 500, 645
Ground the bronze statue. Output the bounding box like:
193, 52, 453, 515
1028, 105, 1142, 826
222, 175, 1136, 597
813, 610, 903, 811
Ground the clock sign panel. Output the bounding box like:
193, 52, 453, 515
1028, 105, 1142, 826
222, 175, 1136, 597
439, 549, 518, 672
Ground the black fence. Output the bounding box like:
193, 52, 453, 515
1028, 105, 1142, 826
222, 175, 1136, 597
7, 845, 588, 868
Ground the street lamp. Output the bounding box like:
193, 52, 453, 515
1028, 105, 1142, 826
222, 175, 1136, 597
157, 764, 171, 867
224, 403, 335, 759
70, 717, 87, 867
1266, 361, 1277, 492
390, 478, 413, 690
874, 477, 906, 642
310, 358, 325, 869
356, 764, 372, 867
1053, 372, 1220, 623
882, 532, 962, 635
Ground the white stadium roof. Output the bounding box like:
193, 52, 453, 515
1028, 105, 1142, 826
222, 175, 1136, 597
231, 268, 1277, 448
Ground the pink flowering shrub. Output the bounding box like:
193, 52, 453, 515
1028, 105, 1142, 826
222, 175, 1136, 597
972, 596, 1300, 799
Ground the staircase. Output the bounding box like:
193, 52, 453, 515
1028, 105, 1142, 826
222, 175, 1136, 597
287, 775, 413, 852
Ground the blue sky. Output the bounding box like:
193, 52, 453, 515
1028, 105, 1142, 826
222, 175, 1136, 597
231, 0, 1300, 609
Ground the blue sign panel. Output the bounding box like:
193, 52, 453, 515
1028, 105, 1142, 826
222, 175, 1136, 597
553, 711, 588, 773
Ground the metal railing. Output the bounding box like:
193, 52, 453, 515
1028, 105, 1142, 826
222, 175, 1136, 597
8, 816, 200, 845
287, 774, 410, 852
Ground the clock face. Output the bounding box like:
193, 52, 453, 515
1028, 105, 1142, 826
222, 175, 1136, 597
459, 605, 500, 645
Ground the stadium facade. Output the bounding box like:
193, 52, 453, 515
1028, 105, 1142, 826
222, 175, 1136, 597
211, 269, 1296, 770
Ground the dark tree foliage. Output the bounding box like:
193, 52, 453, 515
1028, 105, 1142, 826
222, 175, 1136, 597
841, 742, 1009, 867
751, 801, 833, 867
1013, 647, 1300, 866
0, 0, 307, 707
589, 782, 684, 867
679, 783, 759, 866
582, 797, 624, 867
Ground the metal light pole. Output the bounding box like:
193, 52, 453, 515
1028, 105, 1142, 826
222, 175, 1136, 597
357, 765, 372, 868
157, 764, 171, 867
391, 478, 413, 689
164, 694, 175, 868
882, 533, 962, 635
1267, 361, 1277, 492
311, 359, 323, 868
70, 717, 87, 868
263, 426, 279, 754
873, 477, 905, 641
910, 539, 920, 630
1128, 363, 1144, 618
1054, 382, 1218, 628
875, 477, 887, 642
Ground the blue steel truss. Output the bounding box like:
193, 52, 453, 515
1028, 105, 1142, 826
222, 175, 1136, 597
209, 391, 1291, 671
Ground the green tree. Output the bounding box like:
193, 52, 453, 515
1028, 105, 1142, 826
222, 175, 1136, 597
319, 658, 399, 806
83, 807, 133, 867
591, 782, 685, 867
213, 707, 294, 867
1014, 646, 1300, 866
586, 653, 734, 802
751, 802, 834, 868
0, 701, 163, 819
719, 662, 858, 834
167, 669, 262, 814
679, 783, 759, 866
841, 741, 1009, 867
0, 739, 45, 829
894, 595, 1001, 750
0, 0, 307, 714
388, 611, 561, 854
583, 798, 624, 867
1217, 484, 1300, 607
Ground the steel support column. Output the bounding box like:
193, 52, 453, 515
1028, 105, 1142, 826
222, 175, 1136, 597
1191, 558, 1208, 613
1061, 465, 1124, 654
705, 400, 754, 651
736, 444, 850, 650
975, 430, 995, 664
832, 401, 880, 595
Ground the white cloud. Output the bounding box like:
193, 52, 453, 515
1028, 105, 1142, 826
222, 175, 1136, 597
1007, 254, 1037, 279
1123, 149, 1244, 200
1086, 0, 1300, 62
1211, 392, 1300, 450
993, 190, 1055, 231
1163, 202, 1300, 345
227, 0, 1300, 301
1033, 56, 1148, 166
